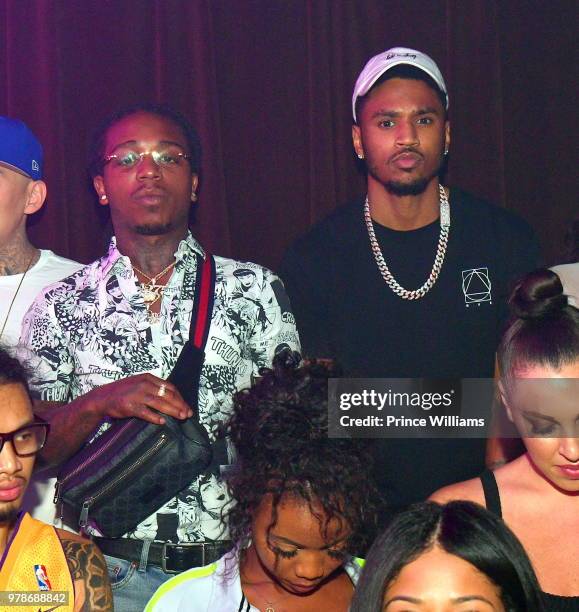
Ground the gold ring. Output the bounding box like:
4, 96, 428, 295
157, 383, 167, 398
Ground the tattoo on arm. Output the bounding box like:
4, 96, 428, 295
61, 539, 113, 611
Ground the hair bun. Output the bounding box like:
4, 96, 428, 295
510, 269, 567, 320
271, 349, 302, 376
230, 350, 331, 461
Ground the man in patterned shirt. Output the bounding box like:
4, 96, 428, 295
19, 104, 300, 611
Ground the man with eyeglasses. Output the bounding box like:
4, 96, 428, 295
0, 348, 112, 610
19, 104, 300, 610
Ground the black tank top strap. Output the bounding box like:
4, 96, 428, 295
479, 469, 502, 518
541, 591, 579, 611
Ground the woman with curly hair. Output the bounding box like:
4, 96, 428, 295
431, 269, 579, 608
146, 352, 379, 611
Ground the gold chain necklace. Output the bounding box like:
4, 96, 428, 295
132, 260, 176, 322
364, 184, 450, 300
0, 252, 37, 341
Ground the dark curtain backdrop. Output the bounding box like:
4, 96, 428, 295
1, 0, 576, 269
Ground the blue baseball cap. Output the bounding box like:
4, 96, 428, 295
0, 116, 43, 180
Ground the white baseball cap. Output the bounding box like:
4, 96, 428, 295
352, 47, 448, 121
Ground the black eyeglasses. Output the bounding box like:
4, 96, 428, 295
0, 420, 50, 457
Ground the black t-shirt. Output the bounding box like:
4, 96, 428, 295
280, 188, 540, 512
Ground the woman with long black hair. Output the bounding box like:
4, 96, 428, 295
350, 501, 543, 612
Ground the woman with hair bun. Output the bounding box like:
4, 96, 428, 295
146, 351, 379, 611
432, 269, 579, 609
350, 501, 544, 612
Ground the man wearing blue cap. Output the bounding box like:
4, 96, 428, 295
0, 117, 82, 532
281, 48, 540, 517
0, 117, 81, 346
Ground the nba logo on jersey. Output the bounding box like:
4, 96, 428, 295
34, 564, 52, 590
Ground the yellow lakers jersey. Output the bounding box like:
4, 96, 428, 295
0, 513, 74, 611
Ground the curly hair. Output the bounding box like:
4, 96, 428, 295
224, 350, 379, 556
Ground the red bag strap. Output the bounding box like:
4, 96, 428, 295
190, 253, 216, 350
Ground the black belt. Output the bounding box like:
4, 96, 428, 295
94, 537, 232, 574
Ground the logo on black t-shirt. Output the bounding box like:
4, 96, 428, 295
462, 268, 492, 306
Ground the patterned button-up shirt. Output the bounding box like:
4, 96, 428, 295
20, 233, 300, 543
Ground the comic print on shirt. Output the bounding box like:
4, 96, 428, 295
19, 233, 300, 543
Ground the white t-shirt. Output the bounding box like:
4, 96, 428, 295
0, 249, 82, 346
4, 250, 83, 528
551, 263, 579, 308
145, 550, 364, 612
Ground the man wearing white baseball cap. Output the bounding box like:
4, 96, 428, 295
281, 47, 540, 518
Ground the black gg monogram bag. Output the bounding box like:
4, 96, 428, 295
55, 254, 215, 538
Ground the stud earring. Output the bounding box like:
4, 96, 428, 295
100, 194, 108, 201
357, 153, 364, 160
444, 148, 449, 156
191, 192, 197, 201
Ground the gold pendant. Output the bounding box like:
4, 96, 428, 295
142, 285, 161, 304
265, 606, 275, 612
